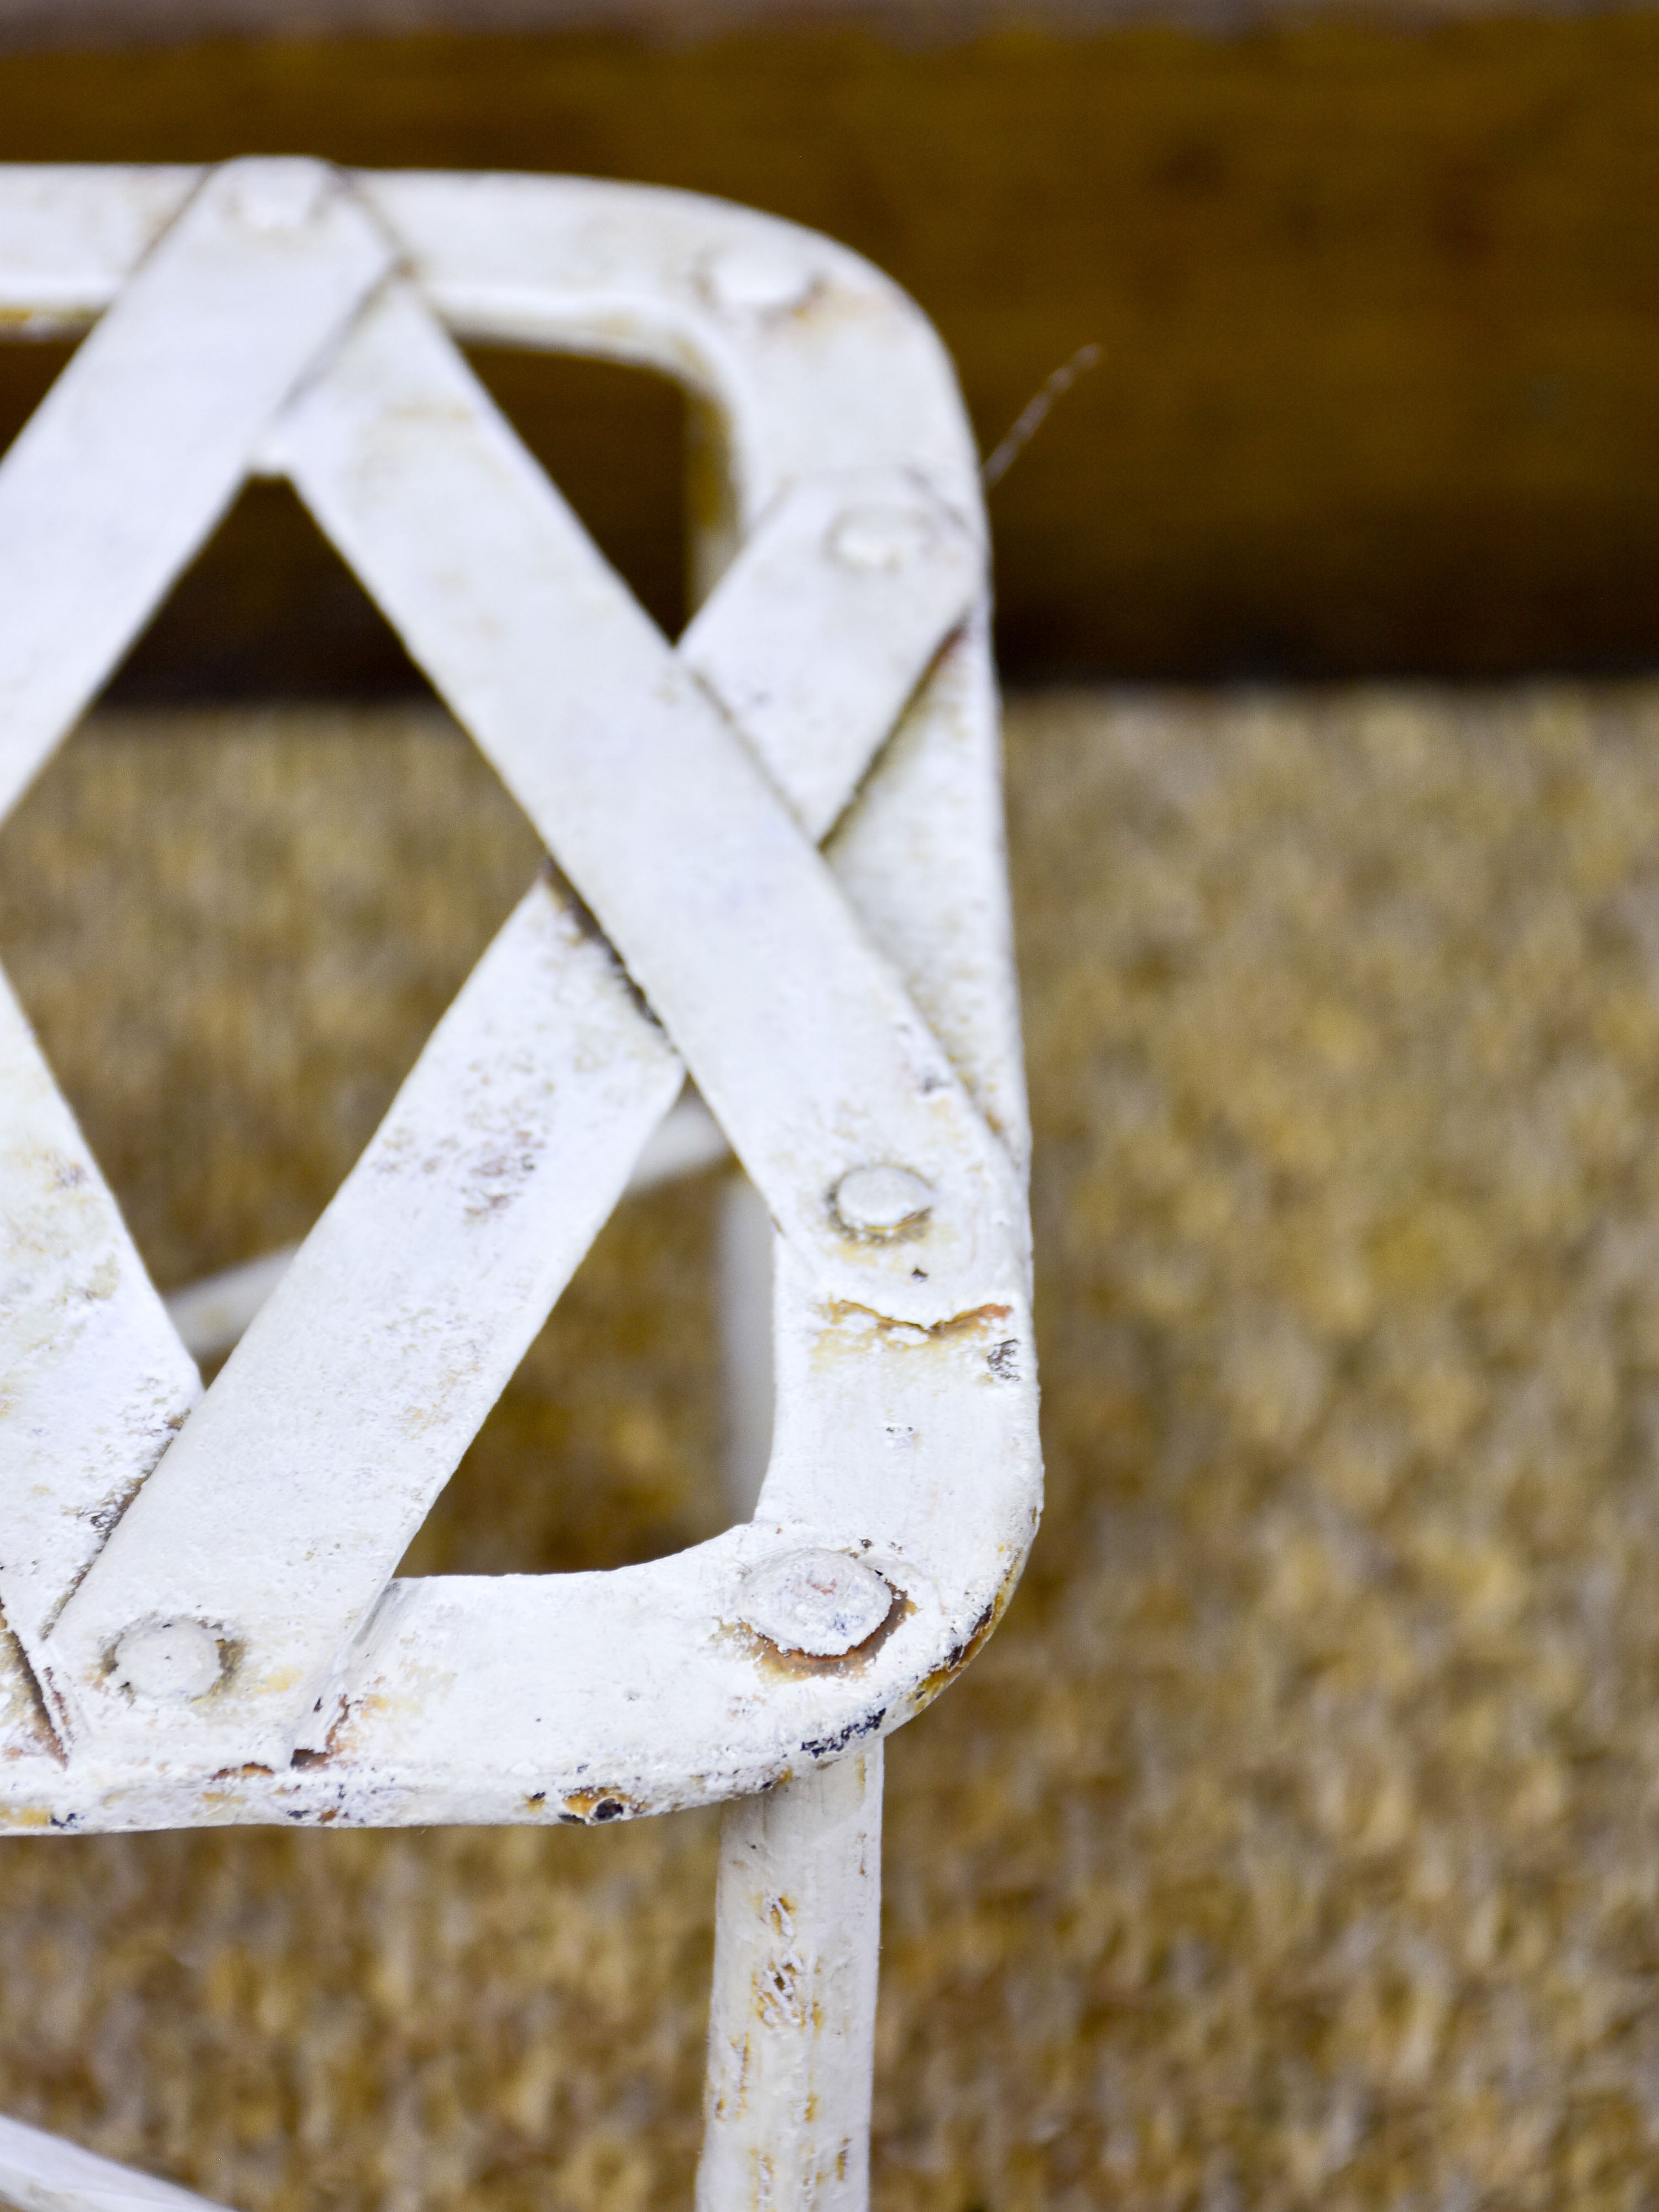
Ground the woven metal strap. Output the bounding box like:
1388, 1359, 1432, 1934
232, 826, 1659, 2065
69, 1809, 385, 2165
0, 161, 1040, 1825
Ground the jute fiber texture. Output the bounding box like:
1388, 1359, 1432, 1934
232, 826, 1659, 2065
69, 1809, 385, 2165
1, 689, 1658, 2209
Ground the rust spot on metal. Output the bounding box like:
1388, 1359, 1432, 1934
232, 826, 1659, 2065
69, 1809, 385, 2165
911, 1626, 989, 1703
288, 1695, 357, 1769
823, 1193, 933, 1249
821, 1298, 1012, 1348
561, 1786, 637, 1824
755, 1949, 804, 2030
907, 1569, 1021, 1714
985, 1337, 1020, 1381
927, 1301, 1013, 1340
726, 1584, 915, 1681
800, 1707, 889, 1761
0, 1608, 64, 1764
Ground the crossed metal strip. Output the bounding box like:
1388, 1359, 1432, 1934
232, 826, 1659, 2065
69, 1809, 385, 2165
0, 164, 396, 1710
0, 160, 1013, 1765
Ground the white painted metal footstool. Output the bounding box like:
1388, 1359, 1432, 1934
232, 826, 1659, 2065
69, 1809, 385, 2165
0, 161, 1040, 2210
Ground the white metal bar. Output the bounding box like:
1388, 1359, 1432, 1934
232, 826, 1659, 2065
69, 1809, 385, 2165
159, 1093, 731, 1364
677, 220, 886, 2212
161, 1247, 301, 1365
697, 1745, 883, 2212
0, 166, 982, 525
0, 166, 200, 323
824, 605, 1031, 1183
679, 466, 979, 843
3, 1496, 961, 1823
0, 971, 199, 1679
0, 160, 393, 823
0, 2115, 233, 2212
0, 163, 1022, 1154
0, 154, 392, 1709
717, 1173, 776, 1520
352, 170, 1026, 1165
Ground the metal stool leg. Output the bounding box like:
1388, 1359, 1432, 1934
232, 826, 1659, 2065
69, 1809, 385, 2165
718, 1171, 777, 1523
698, 1745, 883, 2210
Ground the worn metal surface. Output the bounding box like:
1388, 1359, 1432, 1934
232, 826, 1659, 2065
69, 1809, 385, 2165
697, 1748, 883, 2211
160, 1092, 732, 1364
0, 159, 1036, 2208
0, 159, 1037, 1825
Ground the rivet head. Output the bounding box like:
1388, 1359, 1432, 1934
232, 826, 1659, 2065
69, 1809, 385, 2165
703, 242, 815, 317
833, 1164, 934, 1237
224, 159, 328, 234
827, 502, 936, 574
739, 1550, 893, 1657
112, 1620, 224, 1703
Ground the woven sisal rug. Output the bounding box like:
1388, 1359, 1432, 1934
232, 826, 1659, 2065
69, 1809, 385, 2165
1, 688, 1656, 2209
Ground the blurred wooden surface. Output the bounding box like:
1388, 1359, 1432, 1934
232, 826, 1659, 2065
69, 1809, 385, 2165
4, 15, 1659, 684
3, 692, 1659, 2204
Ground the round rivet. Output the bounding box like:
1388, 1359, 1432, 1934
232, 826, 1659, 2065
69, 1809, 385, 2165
827, 503, 936, 574
703, 242, 815, 317
113, 1620, 224, 1703
225, 160, 327, 234
833, 1164, 934, 1237
739, 1550, 893, 1657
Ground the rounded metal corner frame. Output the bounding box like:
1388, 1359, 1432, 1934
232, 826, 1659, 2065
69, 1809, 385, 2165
0, 162, 1041, 1837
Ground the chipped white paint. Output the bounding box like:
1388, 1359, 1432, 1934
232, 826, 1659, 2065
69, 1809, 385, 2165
0, 161, 1040, 2208
698, 1748, 884, 2212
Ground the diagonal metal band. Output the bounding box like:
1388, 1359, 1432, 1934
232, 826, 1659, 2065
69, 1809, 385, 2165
278, 281, 1020, 1317
0, 160, 394, 820
0, 161, 395, 1709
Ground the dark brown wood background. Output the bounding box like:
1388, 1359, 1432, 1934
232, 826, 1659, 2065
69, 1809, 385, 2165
3, 13, 1659, 692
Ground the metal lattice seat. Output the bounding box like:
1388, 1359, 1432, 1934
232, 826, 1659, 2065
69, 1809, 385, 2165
0, 160, 1040, 2208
